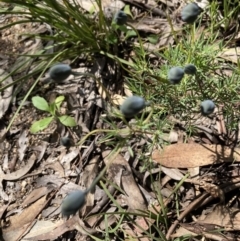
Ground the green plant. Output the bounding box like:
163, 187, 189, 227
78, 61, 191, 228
30, 95, 76, 133
0, 0, 130, 92
1, 0, 240, 239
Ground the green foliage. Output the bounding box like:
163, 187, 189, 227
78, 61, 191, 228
30, 95, 76, 133
31, 96, 50, 112
30, 116, 54, 133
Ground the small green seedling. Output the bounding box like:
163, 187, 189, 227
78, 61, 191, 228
30, 96, 76, 133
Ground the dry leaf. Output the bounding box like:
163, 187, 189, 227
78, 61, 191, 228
80, 156, 99, 215
0, 204, 8, 219
2, 154, 36, 180
45, 161, 65, 178
103, 150, 147, 211
198, 205, 240, 231
160, 166, 184, 181
22, 220, 64, 241
18, 130, 29, 162
111, 94, 126, 105
0, 69, 13, 119
171, 226, 196, 238
180, 223, 234, 240
168, 130, 178, 143
218, 47, 240, 64
124, 84, 133, 97
22, 187, 52, 207
4, 195, 46, 236
152, 143, 240, 168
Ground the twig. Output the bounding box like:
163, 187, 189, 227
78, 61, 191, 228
166, 178, 240, 239
166, 192, 209, 240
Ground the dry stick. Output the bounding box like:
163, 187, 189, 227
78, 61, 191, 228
199, 178, 240, 208
166, 192, 209, 240
122, 0, 166, 17
166, 179, 240, 239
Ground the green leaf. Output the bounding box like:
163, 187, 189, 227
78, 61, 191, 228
105, 33, 118, 44
147, 34, 159, 44
125, 29, 137, 40
32, 96, 50, 112
58, 115, 76, 127
117, 25, 128, 33
124, 5, 133, 19
30, 116, 54, 133
55, 95, 65, 111
49, 102, 56, 116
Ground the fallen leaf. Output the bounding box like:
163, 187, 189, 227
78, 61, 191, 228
0, 204, 9, 219
23, 216, 94, 240
124, 84, 133, 97
152, 143, 240, 168
198, 205, 240, 231
0, 69, 13, 119
180, 223, 234, 240
3, 222, 35, 241
18, 129, 29, 162
4, 195, 46, 234
218, 47, 240, 64
45, 161, 65, 178
103, 150, 147, 211
22, 220, 64, 241
160, 166, 184, 181
80, 156, 99, 215
111, 94, 126, 105
168, 130, 178, 143
22, 186, 53, 207
2, 154, 36, 180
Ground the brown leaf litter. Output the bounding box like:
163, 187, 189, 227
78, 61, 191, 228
152, 143, 240, 168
